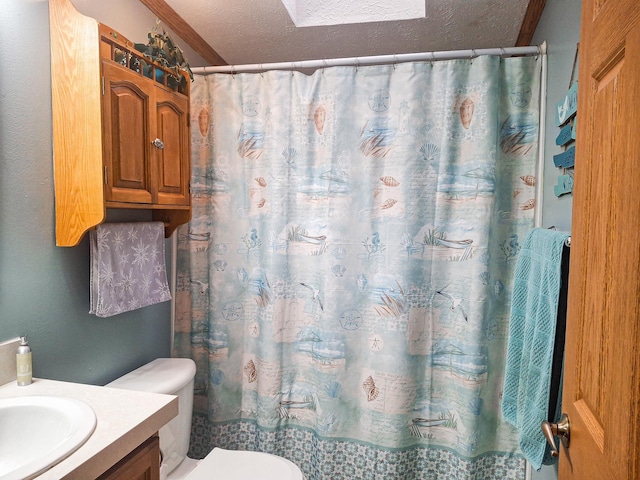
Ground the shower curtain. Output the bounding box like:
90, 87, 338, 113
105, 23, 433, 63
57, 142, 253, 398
175, 55, 542, 479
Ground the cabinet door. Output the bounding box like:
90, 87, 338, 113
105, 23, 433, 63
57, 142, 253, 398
97, 435, 160, 480
102, 61, 153, 204
153, 87, 191, 206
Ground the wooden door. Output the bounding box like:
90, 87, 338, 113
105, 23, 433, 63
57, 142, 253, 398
153, 87, 191, 206
102, 61, 153, 205
560, 0, 640, 478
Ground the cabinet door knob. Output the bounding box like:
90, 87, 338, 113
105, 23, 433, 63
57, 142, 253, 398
152, 138, 165, 149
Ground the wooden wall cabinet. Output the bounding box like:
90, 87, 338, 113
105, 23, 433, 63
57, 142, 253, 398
49, 0, 191, 246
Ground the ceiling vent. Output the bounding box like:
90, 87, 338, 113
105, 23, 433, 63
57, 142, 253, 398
280, 0, 426, 27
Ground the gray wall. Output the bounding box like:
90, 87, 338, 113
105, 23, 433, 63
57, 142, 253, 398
531, 2, 582, 479
534, 0, 581, 234
70, 0, 207, 69
0, 0, 203, 386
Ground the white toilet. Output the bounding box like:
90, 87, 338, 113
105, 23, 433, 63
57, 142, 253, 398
106, 358, 304, 480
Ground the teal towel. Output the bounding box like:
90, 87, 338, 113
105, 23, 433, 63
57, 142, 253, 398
501, 228, 570, 470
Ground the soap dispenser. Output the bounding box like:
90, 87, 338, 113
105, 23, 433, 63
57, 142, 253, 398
16, 336, 32, 386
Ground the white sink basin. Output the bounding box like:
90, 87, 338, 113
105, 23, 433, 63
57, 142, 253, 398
0, 395, 97, 480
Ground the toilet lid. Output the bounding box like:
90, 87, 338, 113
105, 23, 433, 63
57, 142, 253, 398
185, 448, 304, 480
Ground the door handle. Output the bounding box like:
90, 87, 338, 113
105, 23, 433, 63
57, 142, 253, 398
541, 413, 570, 457
152, 138, 165, 149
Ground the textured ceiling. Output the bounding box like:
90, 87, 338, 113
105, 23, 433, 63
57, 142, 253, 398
162, 0, 532, 66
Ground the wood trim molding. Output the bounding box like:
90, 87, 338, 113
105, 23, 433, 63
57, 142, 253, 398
516, 0, 547, 46
139, 0, 227, 66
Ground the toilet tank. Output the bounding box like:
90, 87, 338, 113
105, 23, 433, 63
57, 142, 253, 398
106, 358, 197, 475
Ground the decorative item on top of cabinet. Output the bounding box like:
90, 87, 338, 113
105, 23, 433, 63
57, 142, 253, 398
49, 0, 191, 247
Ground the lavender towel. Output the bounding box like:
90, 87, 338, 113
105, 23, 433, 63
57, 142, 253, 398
90, 222, 171, 317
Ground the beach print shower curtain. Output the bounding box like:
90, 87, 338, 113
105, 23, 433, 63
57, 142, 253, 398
175, 55, 542, 480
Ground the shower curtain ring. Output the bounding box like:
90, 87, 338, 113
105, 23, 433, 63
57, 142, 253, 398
355, 58, 360, 72
393, 55, 398, 70
259, 64, 264, 77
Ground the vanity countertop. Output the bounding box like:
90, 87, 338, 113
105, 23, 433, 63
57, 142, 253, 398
0, 377, 178, 479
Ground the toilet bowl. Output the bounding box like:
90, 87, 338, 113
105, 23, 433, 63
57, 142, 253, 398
106, 358, 304, 480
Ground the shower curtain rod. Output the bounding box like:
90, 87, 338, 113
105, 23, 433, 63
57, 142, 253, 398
191, 44, 545, 75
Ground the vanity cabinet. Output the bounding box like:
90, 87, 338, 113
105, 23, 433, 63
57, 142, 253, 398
98, 435, 161, 480
49, 0, 191, 247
